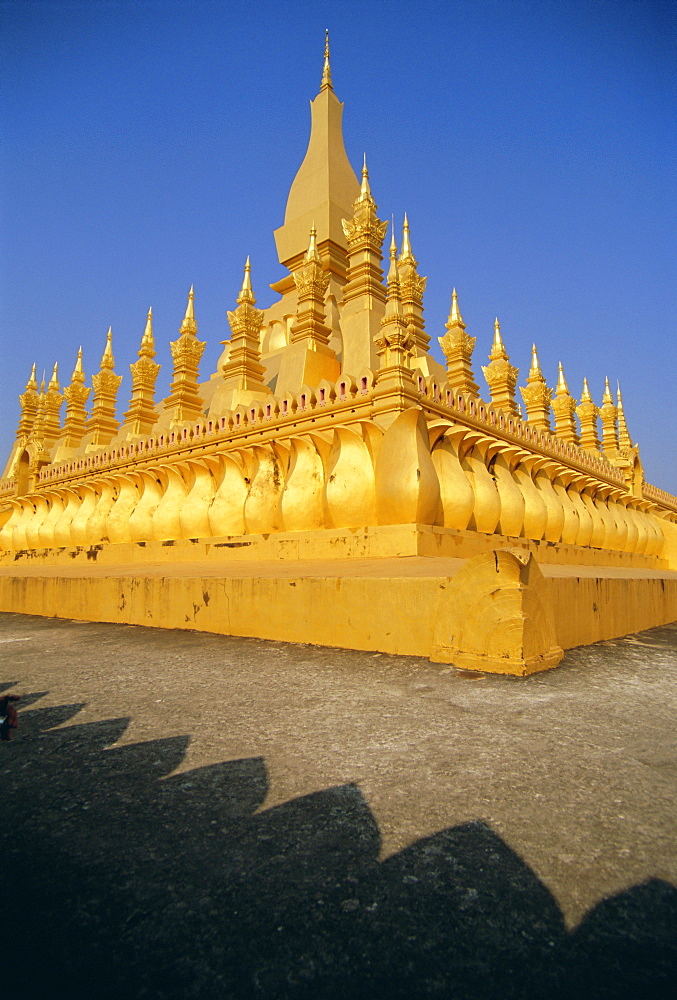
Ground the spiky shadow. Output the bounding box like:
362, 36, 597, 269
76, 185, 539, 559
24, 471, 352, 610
2, 698, 675, 1000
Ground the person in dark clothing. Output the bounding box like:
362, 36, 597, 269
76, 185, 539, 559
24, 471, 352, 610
0, 694, 20, 740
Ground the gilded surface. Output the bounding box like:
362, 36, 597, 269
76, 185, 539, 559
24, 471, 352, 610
1, 36, 676, 672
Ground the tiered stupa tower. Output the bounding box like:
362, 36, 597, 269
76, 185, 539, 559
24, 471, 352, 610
83, 329, 122, 449
1, 34, 675, 676
120, 309, 161, 439
438, 290, 479, 397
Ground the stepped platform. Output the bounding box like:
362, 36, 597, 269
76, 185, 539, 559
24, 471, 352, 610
1, 526, 676, 675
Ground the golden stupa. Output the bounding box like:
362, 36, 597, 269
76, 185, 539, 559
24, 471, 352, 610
1, 34, 676, 674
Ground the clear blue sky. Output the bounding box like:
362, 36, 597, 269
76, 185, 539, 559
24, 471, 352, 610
1, 0, 675, 494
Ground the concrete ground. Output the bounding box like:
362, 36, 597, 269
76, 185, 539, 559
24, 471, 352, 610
1, 611, 675, 999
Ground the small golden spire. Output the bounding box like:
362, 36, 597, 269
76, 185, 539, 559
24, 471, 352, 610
617, 381, 633, 449
387, 222, 398, 284
551, 361, 578, 443
448, 288, 465, 328
72, 347, 85, 381
602, 375, 613, 404
179, 285, 198, 335
357, 153, 372, 204
555, 361, 569, 395
237, 257, 256, 306
101, 326, 114, 369
320, 28, 333, 91
40, 370, 46, 393
140, 307, 154, 349
399, 213, 417, 266
489, 317, 508, 361
581, 377, 592, 402
48, 361, 59, 389
26, 363, 38, 390
529, 343, 543, 379
305, 223, 322, 263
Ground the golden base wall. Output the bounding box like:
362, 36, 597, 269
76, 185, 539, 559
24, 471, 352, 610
1, 527, 675, 676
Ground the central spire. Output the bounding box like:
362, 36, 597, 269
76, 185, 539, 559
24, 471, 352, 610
274, 32, 360, 276
320, 28, 333, 91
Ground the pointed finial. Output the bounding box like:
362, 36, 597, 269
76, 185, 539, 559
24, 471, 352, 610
357, 152, 372, 203
448, 288, 464, 327
399, 213, 417, 266
26, 363, 38, 390
40, 370, 46, 393
489, 317, 508, 360
305, 223, 321, 263
581, 377, 592, 402
320, 28, 333, 91
72, 346, 84, 381
602, 375, 613, 404
528, 343, 543, 378
556, 361, 569, 395
138, 307, 155, 358
387, 221, 399, 285
101, 326, 114, 368
48, 362, 59, 389
616, 381, 632, 448
179, 286, 198, 334
236, 256, 256, 306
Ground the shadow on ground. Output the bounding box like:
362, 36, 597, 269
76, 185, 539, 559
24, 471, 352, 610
2, 686, 675, 1000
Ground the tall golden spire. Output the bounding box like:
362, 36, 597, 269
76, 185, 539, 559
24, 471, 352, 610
216, 257, 272, 405
616, 382, 633, 450
140, 307, 155, 354
274, 32, 359, 276
576, 378, 601, 453
179, 285, 197, 335
490, 318, 507, 360
449, 288, 463, 327
16, 363, 40, 441
73, 346, 84, 378
237, 256, 256, 304
121, 308, 161, 438
42, 362, 64, 447
520, 344, 552, 431
320, 28, 333, 92
481, 318, 518, 415
438, 288, 479, 397
101, 327, 115, 369
374, 222, 413, 383
340, 153, 388, 373
388, 222, 397, 274
399, 213, 416, 267
357, 154, 371, 203
397, 213, 428, 356
290, 225, 333, 350
600, 376, 618, 456
162, 286, 206, 426
551, 361, 579, 444
56, 347, 90, 454
85, 328, 122, 448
